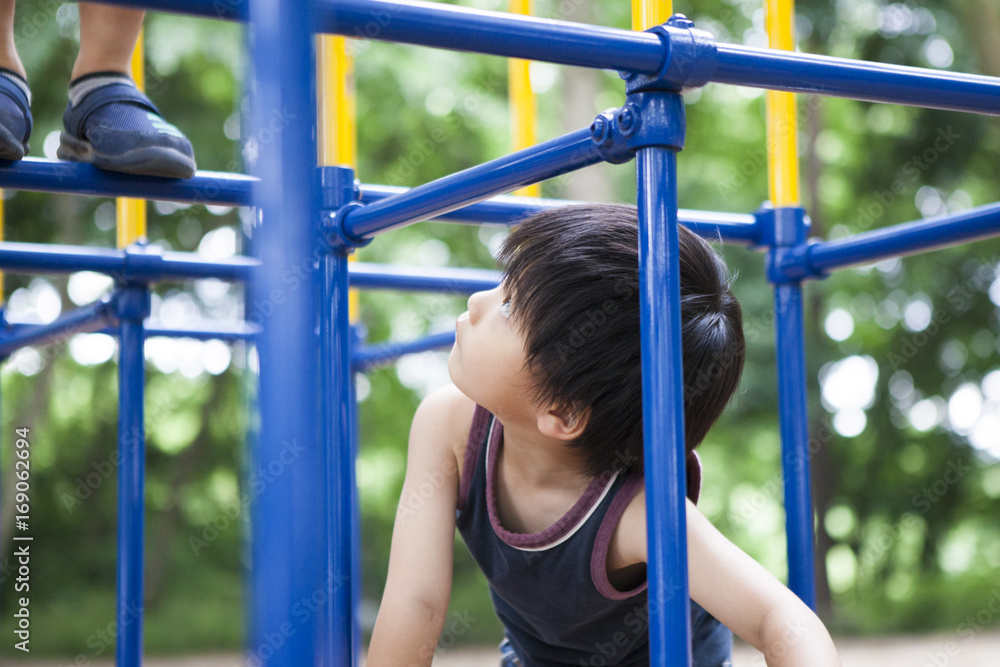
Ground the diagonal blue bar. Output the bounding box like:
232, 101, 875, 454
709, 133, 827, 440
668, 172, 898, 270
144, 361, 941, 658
803, 200, 1000, 274
0, 297, 116, 356
359, 184, 762, 245
0, 158, 253, 206
349, 262, 500, 293
316, 0, 663, 72
352, 330, 456, 371
714, 43, 1000, 116
340, 128, 605, 240
96, 0, 1000, 116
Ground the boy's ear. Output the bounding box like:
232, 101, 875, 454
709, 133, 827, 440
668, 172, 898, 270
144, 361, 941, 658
536, 404, 589, 441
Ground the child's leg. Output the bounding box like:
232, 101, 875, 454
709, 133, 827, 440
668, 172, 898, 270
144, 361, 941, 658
0, 0, 25, 78
0, 0, 30, 160
72, 3, 144, 80
58, 2, 196, 178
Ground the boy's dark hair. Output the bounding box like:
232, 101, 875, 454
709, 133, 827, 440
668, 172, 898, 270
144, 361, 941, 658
498, 203, 745, 478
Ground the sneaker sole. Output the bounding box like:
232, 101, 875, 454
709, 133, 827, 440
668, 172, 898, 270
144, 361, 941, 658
57, 131, 195, 179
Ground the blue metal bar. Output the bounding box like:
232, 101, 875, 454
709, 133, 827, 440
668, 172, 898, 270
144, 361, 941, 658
96, 0, 1000, 117
115, 285, 150, 667
317, 0, 663, 73
0, 241, 256, 282
141, 323, 258, 341
350, 262, 500, 293
353, 330, 456, 371
320, 168, 359, 666
0, 158, 253, 206
773, 284, 817, 607
248, 0, 328, 664
636, 141, 690, 662
360, 184, 761, 245
714, 43, 1000, 117
766, 206, 818, 608
340, 128, 605, 240
69, 0, 248, 20
797, 200, 1000, 277
0, 297, 116, 356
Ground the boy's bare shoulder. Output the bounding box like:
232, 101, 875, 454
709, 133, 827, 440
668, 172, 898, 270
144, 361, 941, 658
617, 483, 647, 564
411, 384, 476, 471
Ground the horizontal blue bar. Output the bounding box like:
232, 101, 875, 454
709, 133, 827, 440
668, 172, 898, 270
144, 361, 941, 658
0, 158, 253, 206
0, 241, 256, 282
359, 185, 761, 245
141, 322, 258, 341
714, 44, 1000, 117
0, 242, 499, 294
798, 200, 1000, 275
95, 0, 1000, 117
350, 262, 500, 293
353, 330, 456, 371
317, 0, 663, 73
341, 128, 605, 240
67, 0, 247, 21
0, 297, 116, 356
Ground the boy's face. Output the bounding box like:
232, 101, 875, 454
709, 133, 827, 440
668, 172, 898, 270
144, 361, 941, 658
448, 285, 537, 418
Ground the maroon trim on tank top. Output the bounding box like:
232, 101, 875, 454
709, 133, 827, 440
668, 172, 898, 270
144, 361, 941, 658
591, 472, 648, 600
486, 417, 614, 550
457, 405, 493, 512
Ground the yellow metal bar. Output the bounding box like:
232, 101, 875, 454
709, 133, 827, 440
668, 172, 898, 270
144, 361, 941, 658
318, 35, 357, 168
317, 35, 361, 320
765, 0, 800, 205
117, 29, 147, 248
632, 0, 671, 31
509, 0, 539, 197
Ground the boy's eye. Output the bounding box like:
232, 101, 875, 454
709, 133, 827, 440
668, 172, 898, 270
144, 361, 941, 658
499, 298, 512, 319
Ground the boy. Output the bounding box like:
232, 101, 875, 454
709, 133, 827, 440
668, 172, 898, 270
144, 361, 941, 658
368, 204, 840, 666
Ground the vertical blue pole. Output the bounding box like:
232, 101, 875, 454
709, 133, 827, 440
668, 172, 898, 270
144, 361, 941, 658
349, 326, 363, 662
320, 167, 360, 666
115, 285, 150, 667
771, 207, 817, 608
635, 98, 691, 665
248, 0, 328, 665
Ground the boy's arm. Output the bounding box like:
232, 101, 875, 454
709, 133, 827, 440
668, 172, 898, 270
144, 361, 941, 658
622, 494, 840, 666
366, 386, 470, 667
684, 501, 840, 666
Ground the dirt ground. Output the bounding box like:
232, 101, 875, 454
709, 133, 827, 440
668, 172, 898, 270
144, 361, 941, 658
6, 632, 1000, 667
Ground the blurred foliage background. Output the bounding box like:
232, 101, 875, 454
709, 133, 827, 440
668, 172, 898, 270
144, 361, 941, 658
1, 0, 999, 657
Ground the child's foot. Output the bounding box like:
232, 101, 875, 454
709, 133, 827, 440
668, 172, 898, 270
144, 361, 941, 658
58, 72, 196, 179
0, 68, 32, 161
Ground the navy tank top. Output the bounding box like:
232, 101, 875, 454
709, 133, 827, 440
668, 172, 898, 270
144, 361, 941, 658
456, 406, 732, 667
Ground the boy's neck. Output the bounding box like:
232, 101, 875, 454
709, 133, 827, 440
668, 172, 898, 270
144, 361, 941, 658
496, 415, 592, 490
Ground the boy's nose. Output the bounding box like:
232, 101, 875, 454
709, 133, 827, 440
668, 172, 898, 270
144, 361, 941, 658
467, 290, 487, 325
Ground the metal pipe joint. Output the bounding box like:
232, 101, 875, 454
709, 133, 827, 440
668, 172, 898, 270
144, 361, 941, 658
113, 284, 151, 322
592, 92, 687, 164
621, 15, 718, 94
762, 206, 826, 284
